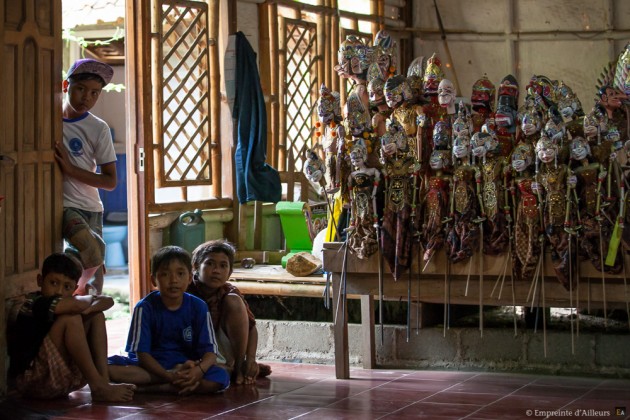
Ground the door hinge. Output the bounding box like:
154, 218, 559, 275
138, 147, 145, 172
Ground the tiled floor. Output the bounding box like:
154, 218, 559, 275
2, 316, 629, 419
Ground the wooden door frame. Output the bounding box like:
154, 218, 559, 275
125, 0, 151, 304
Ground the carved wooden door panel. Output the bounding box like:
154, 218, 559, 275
0, 0, 63, 395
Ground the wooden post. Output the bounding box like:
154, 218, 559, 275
258, 3, 274, 164
360, 295, 376, 369
278, 16, 287, 173
330, 0, 340, 94
270, 4, 280, 170
209, 0, 221, 198
126, 0, 152, 306
332, 272, 350, 379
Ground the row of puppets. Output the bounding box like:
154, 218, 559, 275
304, 31, 630, 292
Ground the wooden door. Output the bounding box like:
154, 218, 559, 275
125, 0, 226, 306
0, 0, 63, 395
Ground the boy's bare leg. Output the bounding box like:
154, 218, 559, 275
108, 364, 159, 385
221, 295, 250, 385
76, 266, 99, 295
48, 314, 135, 402
195, 380, 224, 394
90, 266, 105, 295
83, 312, 110, 381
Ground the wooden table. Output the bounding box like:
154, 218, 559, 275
322, 242, 630, 379
229, 264, 327, 298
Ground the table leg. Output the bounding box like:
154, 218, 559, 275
332, 272, 350, 379
360, 294, 375, 369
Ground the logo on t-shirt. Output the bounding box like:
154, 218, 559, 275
69, 138, 84, 157
183, 326, 193, 342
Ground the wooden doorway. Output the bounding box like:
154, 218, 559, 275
0, 0, 63, 395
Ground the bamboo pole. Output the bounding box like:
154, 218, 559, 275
258, 3, 274, 163
316, 0, 326, 94
235, 281, 326, 298
209, 0, 221, 198
323, 1, 331, 89
278, 16, 287, 173
227, 0, 239, 246
270, 4, 280, 169
330, 0, 339, 93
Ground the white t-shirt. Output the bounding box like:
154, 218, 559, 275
62, 112, 117, 212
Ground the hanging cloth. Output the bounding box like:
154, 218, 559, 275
233, 31, 281, 204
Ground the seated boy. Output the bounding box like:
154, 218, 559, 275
108, 246, 230, 394
7, 253, 135, 402
187, 239, 272, 385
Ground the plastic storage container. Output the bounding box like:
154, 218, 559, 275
169, 209, 206, 253
275, 201, 313, 267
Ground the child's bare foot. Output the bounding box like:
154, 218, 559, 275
234, 369, 246, 385
258, 363, 272, 378
238, 359, 262, 385
91, 383, 135, 402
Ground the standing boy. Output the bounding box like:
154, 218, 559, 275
7, 253, 135, 401
55, 58, 117, 295
108, 246, 230, 394
188, 239, 271, 385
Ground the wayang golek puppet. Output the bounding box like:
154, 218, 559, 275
346, 140, 380, 260
510, 141, 541, 283
421, 134, 452, 269
471, 129, 511, 256
445, 106, 481, 264
533, 134, 575, 290
379, 118, 420, 280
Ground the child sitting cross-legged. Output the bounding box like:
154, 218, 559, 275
7, 252, 136, 402
108, 246, 230, 394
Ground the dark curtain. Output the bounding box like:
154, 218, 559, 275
233, 31, 281, 204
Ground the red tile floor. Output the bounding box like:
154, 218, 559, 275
2, 316, 629, 419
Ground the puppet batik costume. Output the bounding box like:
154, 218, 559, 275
421, 149, 452, 267
447, 116, 481, 264
346, 140, 380, 259
510, 142, 541, 282
569, 137, 622, 273
314, 84, 344, 192
471, 130, 511, 255
535, 135, 575, 290
380, 119, 420, 280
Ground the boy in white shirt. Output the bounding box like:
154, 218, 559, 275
55, 58, 117, 295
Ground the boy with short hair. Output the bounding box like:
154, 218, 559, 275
55, 58, 118, 295
188, 239, 271, 385
108, 246, 230, 394
7, 252, 135, 402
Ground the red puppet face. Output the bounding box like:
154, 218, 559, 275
471, 76, 495, 114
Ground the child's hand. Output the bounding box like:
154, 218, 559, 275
171, 360, 202, 395
54, 142, 75, 176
